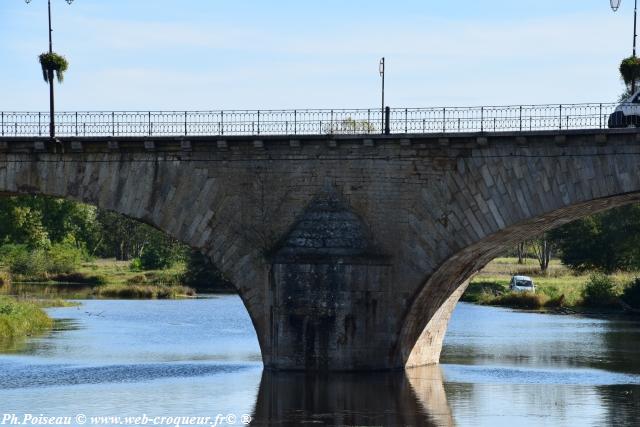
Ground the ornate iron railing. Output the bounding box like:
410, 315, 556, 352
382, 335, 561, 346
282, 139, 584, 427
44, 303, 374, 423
0, 103, 623, 137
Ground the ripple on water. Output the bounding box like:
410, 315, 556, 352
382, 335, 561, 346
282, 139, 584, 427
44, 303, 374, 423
442, 363, 640, 386
0, 362, 252, 389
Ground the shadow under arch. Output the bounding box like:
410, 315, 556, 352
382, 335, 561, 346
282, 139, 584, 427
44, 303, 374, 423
400, 192, 640, 368
250, 365, 454, 426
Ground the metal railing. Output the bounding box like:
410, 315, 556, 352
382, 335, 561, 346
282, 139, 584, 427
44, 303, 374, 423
0, 103, 623, 137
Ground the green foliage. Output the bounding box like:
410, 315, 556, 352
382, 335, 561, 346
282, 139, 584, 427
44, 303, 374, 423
550, 205, 640, 273
0, 296, 53, 338
139, 244, 174, 270
47, 243, 86, 275
622, 278, 640, 309
620, 56, 640, 89
129, 258, 143, 272
326, 117, 377, 134
4, 244, 85, 280
0, 196, 99, 251
182, 250, 234, 292
38, 52, 69, 83
480, 291, 548, 310
582, 274, 619, 307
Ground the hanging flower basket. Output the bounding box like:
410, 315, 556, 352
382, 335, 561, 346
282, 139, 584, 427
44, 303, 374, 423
38, 52, 69, 83
619, 56, 640, 88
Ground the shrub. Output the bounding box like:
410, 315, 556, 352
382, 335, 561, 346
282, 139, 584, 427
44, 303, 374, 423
0, 296, 53, 338
50, 272, 107, 285
47, 244, 84, 275
139, 245, 174, 270
488, 292, 548, 310
582, 274, 618, 307
9, 249, 49, 279
622, 278, 640, 309
129, 258, 143, 272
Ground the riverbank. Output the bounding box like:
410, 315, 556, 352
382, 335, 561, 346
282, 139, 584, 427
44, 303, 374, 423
464, 257, 639, 313
0, 296, 53, 340
1, 259, 197, 300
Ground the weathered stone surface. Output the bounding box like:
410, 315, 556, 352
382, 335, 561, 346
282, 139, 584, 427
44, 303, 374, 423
0, 129, 638, 371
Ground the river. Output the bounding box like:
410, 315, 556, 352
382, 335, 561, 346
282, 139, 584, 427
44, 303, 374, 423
0, 297, 639, 426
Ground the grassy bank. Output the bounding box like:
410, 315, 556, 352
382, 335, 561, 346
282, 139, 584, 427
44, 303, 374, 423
464, 257, 637, 311
0, 259, 197, 300
0, 296, 53, 339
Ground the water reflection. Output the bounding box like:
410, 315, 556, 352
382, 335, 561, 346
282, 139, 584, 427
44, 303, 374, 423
251, 366, 454, 427
1, 298, 640, 426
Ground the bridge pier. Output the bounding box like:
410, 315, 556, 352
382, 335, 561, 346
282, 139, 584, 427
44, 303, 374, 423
264, 190, 398, 371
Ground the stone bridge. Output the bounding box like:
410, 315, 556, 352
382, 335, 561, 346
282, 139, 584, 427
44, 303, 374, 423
0, 129, 637, 371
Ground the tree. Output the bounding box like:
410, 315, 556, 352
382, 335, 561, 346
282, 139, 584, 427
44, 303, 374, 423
531, 235, 553, 273
549, 205, 640, 273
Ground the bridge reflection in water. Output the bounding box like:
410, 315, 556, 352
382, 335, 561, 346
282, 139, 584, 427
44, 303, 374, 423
251, 366, 454, 427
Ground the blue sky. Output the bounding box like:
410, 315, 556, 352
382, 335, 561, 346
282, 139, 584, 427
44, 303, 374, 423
0, 0, 633, 111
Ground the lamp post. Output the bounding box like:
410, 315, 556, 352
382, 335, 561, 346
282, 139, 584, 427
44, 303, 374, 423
25, 0, 74, 139
379, 57, 385, 134
611, 0, 638, 92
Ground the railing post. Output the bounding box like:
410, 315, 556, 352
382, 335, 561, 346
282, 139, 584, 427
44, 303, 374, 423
148, 111, 152, 136
1, 112, 3, 136
112, 112, 116, 136
330, 110, 334, 134
480, 107, 484, 132
75, 112, 78, 136
405, 108, 408, 133
38, 112, 42, 136
221, 110, 224, 135
443, 107, 446, 133
519, 106, 523, 132
294, 110, 297, 135
184, 111, 188, 136
599, 103, 603, 129
367, 109, 371, 134
422, 118, 426, 133
257, 110, 260, 135
559, 104, 562, 130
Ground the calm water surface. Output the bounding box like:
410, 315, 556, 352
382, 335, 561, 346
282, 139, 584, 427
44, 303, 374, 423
1, 298, 639, 426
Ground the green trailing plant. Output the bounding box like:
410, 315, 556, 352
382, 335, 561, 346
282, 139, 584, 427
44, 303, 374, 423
620, 56, 640, 90
38, 52, 69, 83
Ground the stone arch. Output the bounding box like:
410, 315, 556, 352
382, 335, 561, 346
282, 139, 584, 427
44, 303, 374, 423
399, 191, 640, 368
0, 152, 273, 359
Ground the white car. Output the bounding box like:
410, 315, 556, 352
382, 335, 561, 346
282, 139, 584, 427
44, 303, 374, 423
509, 275, 535, 293
609, 89, 640, 128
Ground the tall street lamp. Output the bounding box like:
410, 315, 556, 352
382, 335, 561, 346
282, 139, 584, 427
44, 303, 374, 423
379, 57, 385, 134
25, 0, 74, 139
